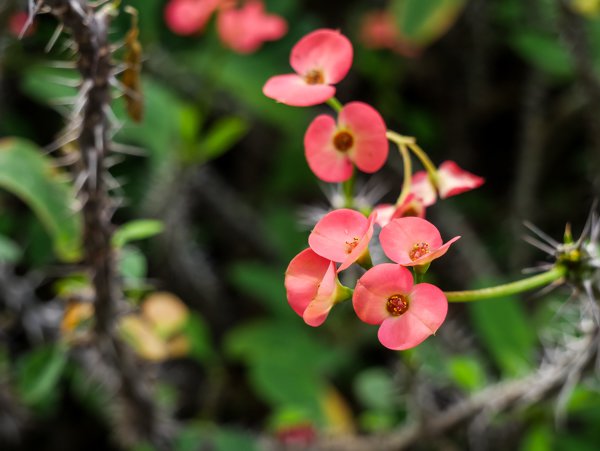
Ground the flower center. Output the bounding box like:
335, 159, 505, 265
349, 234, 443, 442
386, 294, 409, 316
305, 69, 324, 85
333, 131, 354, 152
345, 237, 359, 254
409, 242, 430, 261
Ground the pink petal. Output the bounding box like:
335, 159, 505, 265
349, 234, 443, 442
380, 217, 444, 265
290, 29, 353, 85
338, 212, 376, 272
338, 102, 388, 173
377, 283, 447, 350
411, 171, 437, 207
373, 204, 395, 227
217, 0, 287, 54
353, 264, 414, 325
284, 248, 334, 317
263, 74, 336, 106
165, 0, 218, 35
437, 161, 485, 199
304, 115, 353, 182
308, 209, 369, 263
409, 235, 460, 266
303, 262, 337, 327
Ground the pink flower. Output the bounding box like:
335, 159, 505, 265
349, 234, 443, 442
411, 171, 437, 207
9, 11, 35, 37
284, 248, 338, 327
359, 10, 420, 58
380, 217, 460, 267
353, 263, 447, 350
411, 161, 484, 205
437, 161, 484, 199
165, 0, 220, 36
373, 194, 426, 228
308, 208, 376, 272
304, 102, 388, 182
217, 0, 287, 54
263, 29, 353, 106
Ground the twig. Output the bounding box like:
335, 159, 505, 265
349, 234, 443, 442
40, 1, 170, 448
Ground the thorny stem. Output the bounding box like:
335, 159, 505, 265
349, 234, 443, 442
42, 1, 168, 448
444, 265, 567, 302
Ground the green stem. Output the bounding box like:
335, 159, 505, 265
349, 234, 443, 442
407, 142, 438, 183
395, 142, 412, 206
444, 266, 567, 302
326, 97, 343, 113
342, 171, 355, 208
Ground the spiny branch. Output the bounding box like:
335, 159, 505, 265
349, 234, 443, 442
40, 1, 170, 448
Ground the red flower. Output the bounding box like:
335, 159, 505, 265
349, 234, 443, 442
353, 264, 447, 350
164, 0, 219, 36
284, 249, 338, 327
217, 0, 287, 54
308, 208, 376, 272
304, 102, 388, 182
263, 29, 353, 106
379, 217, 460, 267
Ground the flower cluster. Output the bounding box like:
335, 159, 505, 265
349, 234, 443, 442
265, 29, 484, 350
164, 0, 287, 54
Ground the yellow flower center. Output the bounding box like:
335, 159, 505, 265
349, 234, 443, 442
333, 131, 354, 152
386, 294, 409, 316
409, 242, 430, 261
305, 69, 324, 85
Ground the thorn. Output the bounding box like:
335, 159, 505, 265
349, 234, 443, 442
109, 142, 146, 157
523, 220, 561, 247
522, 235, 557, 255
45, 23, 64, 53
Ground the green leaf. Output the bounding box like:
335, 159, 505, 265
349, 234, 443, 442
17, 344, 67, 407
447, 356, 487, 392
391, 0, 467, 46
118, 246, 147, 285
228, 262, 291, 319
509, 31, 573, 78
469, 279, 536, 377
520, 424, 553, 451
0, 234, 21, 263
354, 368, 396, 411
183, 313, 214, 362
0, 138, 81, 261
214, 428, 259, 451
112, 219, 164, 249
194, 116, 248, 164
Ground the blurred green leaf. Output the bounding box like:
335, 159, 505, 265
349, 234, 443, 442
469, 280, 536, 377
354, 368, 396, 411
0, 138, 81, 261
225, 321, 345, 419
520, 423, 553, 451
447, 356, 487, 392
359, 410, 397, 433
112, 219, 164, 248
228, 262, 291, 319
118, 245, 147, 285
509, 31, 573, 78
183, 312, 214, 362
0, 234, 21, 263
391, 0, 467, 46
17, 344, 67, 407
214, 428, 259, 451
195, 116, 248, 164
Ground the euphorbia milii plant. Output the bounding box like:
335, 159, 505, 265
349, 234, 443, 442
263, 29, 353, 106
285, 248, 349, 327
308, 208, 376, 272
353, 263, 448, 350
380, 217, 460, 267
304, 102, 388, 182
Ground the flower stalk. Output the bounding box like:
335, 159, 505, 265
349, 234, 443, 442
444, 265, 567, 302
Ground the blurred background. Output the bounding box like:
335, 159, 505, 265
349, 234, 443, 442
1, 0, 600, 449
